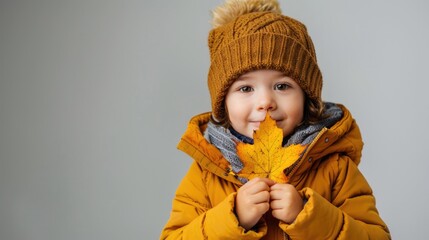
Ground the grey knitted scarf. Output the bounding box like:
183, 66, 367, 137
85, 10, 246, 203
205, 102, 343, 182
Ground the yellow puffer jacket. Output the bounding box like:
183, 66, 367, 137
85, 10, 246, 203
160, 104, 390, 240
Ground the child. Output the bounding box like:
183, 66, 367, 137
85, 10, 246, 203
161, 0, 390, 239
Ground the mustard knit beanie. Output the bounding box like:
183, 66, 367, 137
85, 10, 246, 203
208, 0, 322, 121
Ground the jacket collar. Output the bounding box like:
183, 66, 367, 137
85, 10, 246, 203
177, 112, 243, 185
177, 104, 363, 185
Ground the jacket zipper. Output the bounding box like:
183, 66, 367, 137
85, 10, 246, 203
281, 130, 327, 240
287, 128, 328, 180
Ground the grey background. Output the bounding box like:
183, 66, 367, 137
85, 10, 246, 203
1, 0, 428, 239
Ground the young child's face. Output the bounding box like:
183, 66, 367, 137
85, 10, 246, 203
225, 69, 305, 139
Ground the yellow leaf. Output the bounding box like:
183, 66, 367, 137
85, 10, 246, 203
236, 113, 306, 183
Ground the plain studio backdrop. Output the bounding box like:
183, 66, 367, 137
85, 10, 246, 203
1, 0, 428, 239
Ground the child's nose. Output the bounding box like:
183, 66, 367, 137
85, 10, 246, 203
257, 92, 276, 111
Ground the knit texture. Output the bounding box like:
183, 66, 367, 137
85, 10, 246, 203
284, 102, 343, 146
208, 10, 322, 120
206, 102, 343, 183
205, 124, 243, 173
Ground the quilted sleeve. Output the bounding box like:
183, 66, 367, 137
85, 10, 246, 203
279, 156, 391, 239
160, 161, 267, 240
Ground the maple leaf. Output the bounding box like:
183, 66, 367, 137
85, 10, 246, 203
236, 113, 306, 183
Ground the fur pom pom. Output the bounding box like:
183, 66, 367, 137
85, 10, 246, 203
211, 0, 282, 28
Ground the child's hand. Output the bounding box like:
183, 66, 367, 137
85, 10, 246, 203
269, 183, 304, 224
236, 177, 275, 230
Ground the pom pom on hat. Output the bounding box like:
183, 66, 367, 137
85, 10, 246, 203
211, 0, 282, 28
208, 0, 323, 121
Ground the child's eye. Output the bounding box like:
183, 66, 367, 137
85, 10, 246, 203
274, 83, 290, 91
239, 86, 253, 92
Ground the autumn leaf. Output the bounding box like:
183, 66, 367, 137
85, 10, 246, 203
236, 113, 306, 183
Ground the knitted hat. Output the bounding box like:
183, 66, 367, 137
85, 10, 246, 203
208, 0, 322, 121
